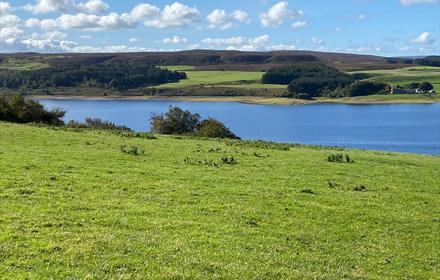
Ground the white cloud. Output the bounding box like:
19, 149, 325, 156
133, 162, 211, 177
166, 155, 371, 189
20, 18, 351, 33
358, 14, 366, 20
144, 2, 199, 28
410, 32, 435, 45
292, 21, 306, 29
0, 1, 12, 14
34, 13, 135, 30
0, 26, 24, 45
25, 18, 41, 28
41, 30, 67, 40
129, 37, 139, 43
311, 37, 324, 45
22, 0, 110, 14
79, 34, 92, 39
207, 9, 250, 30
124, 3, 160, 24
202, 35, 269, 46
259, 1, 303, 27
201, 34, 294, 51
0, 14, 21, 27
21, 38, 78, 51
76, 0, 109, 14
162, 35, 187, 44
335, 27, 341, 32
400, 0, 437, 5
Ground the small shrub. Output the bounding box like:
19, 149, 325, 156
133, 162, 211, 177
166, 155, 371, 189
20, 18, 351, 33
353, 185, 367, 192
120, 145, 144, 156
301, 188, 315, 194
327, 180, 338, 188
327, 153, 354, 163
183, 157, 219, 167
220, 156, 237, 165
119, 131, 157, 139
67, 118, 132, 131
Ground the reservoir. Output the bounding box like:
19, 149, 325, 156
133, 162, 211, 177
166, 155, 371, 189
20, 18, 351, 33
38, 99, 440, 155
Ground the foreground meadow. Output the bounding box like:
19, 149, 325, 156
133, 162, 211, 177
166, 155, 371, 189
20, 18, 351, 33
0, 123, 439, 279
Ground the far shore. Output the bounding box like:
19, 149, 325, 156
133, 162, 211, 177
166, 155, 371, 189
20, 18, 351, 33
30, 94, 440, 105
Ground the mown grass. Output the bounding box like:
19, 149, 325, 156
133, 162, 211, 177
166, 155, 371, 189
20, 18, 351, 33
352, 66, 440, 92
0, 58, 50, 71
0, 122, 439, 279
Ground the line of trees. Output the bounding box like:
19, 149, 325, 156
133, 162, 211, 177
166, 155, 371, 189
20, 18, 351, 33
0, 63, 187, 91
261, 63, 435, 99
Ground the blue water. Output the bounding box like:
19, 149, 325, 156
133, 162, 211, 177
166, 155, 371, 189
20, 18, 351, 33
38, 99, 440, 155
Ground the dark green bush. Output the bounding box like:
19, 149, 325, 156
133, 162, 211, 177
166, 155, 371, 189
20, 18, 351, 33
0, 94, 65, 125
151, 106, 200, 135
197, 118, 239, 139
150, 106, 239, 139
327, 154, 354, 163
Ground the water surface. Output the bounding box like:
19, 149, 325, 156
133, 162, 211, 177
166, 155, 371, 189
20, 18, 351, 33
39, 99, 440, 155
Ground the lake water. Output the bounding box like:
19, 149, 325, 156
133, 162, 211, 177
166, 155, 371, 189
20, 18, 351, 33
38, 99, 440, 155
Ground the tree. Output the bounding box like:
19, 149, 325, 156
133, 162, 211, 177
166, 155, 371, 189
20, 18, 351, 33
419, 82, 434, 91
0, 94, 65, 125
150, 106, 239, 139
150, 106, 201, 135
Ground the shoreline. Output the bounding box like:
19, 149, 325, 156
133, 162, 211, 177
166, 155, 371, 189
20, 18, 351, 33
30, 95, 440, 105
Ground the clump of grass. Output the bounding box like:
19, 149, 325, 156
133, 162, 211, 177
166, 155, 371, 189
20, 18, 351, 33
327, 180, 338, 188
183, 157, 220, 167
353, 185, 367, 192
120, 145, 144, 156
301, 188, 315, 194
327, 154, 354, 163
220, 156, 237, 165
118, 132, 157, 139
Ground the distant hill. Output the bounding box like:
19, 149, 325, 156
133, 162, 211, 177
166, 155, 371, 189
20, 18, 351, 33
0, 50, 415, 71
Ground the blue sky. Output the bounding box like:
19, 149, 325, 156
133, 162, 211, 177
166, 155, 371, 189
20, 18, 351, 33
1, 0, 439, 56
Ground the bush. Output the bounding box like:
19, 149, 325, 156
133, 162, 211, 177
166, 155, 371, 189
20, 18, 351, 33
0, 94, 65, 125
150, 106, 200, 135
120, 145, 144, 156
197, 118, 240, 139
150, 106, 239, 139
327, 154, 354, 163
67, 118, 132, 131
419, 82, 434, 91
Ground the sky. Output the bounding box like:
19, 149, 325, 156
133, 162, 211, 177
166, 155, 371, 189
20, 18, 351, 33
1, 0, 439, 56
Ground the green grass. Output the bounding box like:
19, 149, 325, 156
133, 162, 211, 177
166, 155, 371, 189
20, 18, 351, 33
352, 66, 440, 92
153, 67, 287, 89
1, 122, 439, 279
161, 65, 195, 71
0, 58, 50, 71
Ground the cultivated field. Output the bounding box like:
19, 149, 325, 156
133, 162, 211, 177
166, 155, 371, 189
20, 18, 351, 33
352, 66, 440, 92
0, 58, 49, 71
1, 122, 439, 279
155, 66, 286, 89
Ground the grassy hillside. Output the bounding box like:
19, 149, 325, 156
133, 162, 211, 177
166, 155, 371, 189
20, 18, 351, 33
155, 67, 286, 90
0, 122, 439, 279
0, 58, 50, 71
352, 66, 440, 92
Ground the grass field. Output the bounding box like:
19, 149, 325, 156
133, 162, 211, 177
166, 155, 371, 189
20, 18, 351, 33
352, 66, 440, 92
0, 58, 50, 71
155, 66, 286, 90
1, 122, 439, 279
